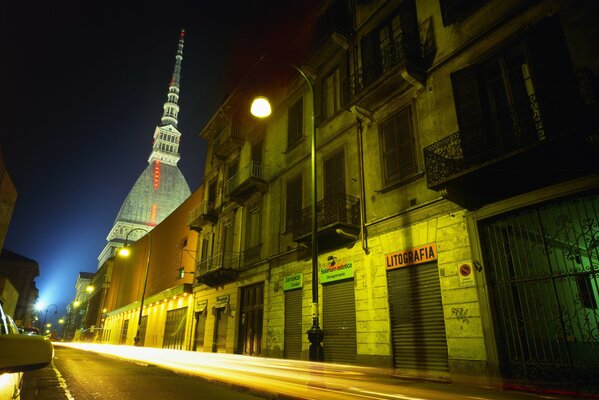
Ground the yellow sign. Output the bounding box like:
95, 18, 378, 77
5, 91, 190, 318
385, 243, 437, 270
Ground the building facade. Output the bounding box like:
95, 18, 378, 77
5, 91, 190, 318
184, 0, 598, 395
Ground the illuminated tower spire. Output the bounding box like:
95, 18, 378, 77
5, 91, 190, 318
98, 29, 191, 269
148, 29, 185, 167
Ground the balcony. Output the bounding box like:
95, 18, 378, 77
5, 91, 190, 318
347, 32, 424, 110
424, 94, 598, 210
226, 161, 269, 204
188, 201, 218, 232
195, 252, 240, 287
213, 123, 244, 160
291, 193, 360, 251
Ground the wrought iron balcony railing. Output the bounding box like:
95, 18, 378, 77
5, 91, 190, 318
187, 200, 218, 225
226, 161, 269, 195
424, 93, 579, 187
290, 193, 360, 239
348, 33, 422, 100
196, 252, 241, 276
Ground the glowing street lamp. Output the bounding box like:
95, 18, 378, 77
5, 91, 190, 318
250, 64, 323, 361
37, 303, 58, 333
118, 227, 152, 346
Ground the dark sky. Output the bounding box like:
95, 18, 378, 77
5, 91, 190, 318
0, 1, 309, 323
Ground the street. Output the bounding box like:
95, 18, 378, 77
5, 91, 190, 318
21, 346, 263, 400
19, 342, 581, 400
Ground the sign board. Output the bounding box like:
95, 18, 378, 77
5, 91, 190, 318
385, 243, 437, 270
320, 262, 353, 283
194, 299, 208, 312
283, 273, 303, 291
214, 295, 229, 309
458, 262, 476, 287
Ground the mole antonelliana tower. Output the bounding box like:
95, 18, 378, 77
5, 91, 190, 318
98, 30, 191, 268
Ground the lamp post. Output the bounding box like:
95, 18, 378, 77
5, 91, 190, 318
251, 64, 324, 361
118, 227, 152, 346
37, 303, 57, 334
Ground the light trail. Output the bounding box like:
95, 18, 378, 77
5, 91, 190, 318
53, 343, 573, 400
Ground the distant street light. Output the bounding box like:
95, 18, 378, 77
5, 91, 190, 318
250, 63, 323, 361
118, 227, 152, 346
37, 303, 58, 333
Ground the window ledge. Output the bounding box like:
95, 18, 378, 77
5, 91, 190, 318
283, 136, 306, 154
376, 171, 425, 194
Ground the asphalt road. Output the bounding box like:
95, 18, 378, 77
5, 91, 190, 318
21, 346, 264, 400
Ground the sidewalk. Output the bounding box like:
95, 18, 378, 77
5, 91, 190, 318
21, 362, 69, 400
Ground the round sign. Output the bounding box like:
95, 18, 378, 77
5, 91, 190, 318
459, 263, 471, 277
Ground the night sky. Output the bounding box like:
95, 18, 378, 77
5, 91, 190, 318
0, 1, 309, 323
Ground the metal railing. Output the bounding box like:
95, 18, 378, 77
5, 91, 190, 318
213, 123, 243, 149
290, 193, 360, 238
196, 251, 241, 276
423, 93, 574, 187
347, 32, 422, 100
187, 200, 217, 225
226, 161, 268, 195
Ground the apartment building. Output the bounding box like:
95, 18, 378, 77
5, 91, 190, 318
187, 0, 598, 394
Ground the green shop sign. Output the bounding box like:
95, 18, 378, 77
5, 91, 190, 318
320, 262, 353, 283
283, 273, 303, 291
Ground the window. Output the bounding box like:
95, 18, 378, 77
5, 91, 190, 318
450, 16, 579, 159
323, 68, 341, 119
286, 176, 303, 232
287, 98, 303, 149
380, 106, 417, 185
324, 150, 345, 198
244, 203, 262, 265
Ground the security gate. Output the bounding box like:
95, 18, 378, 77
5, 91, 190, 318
323, 279, 357, 364
480, 193, 599, 394
387, 262, 448, 372
284, 288, 302, 359
162, 307, 187, 350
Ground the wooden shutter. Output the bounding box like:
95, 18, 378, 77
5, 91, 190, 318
525, 16, 582, 139
451, 65, 491, 160
324, 150, 345, 198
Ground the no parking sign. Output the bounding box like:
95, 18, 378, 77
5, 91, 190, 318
458, 262, 476, 287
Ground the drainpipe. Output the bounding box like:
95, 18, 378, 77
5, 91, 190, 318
350, 105, 372, 255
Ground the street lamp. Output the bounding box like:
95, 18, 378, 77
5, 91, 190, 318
36, 303, 57, 334
250, 64, 323, 361
118, 227, 152, 346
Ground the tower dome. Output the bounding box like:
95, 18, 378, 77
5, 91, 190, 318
98, 29, 191, 268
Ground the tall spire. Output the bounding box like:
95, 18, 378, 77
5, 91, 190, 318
148, 29, 185, 167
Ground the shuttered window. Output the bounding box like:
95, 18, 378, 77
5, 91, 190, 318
380, 106, 417, 185
324, 150, 345, 198
288, 98, 303, 149
286, 176, 302, 232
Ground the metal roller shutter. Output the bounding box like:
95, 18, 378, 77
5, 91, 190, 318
388, 263, 449, 371
323, 279, 357, 364
284, 289, 303, 359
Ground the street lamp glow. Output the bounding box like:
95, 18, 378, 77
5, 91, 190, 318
86, 285, 94, 294
118, 247, 131, 257
73, 300, 81, 308
35, 302, 45, 311
250, 96, 272, 118
250, 64, 323, 361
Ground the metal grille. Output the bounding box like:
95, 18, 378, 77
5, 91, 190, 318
120, 319, 129, 345
284, 289, 303, 360
291, 193, 360, 238
323, 279, 357, 364
162, 307, 187, 350
387, 263, 449, 372
238, 284, 263, 355
481, 194, 599, 394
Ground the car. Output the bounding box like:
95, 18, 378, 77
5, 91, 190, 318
0, 303, 54, 400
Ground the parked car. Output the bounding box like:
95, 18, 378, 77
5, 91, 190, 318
0, 303, 53, 400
